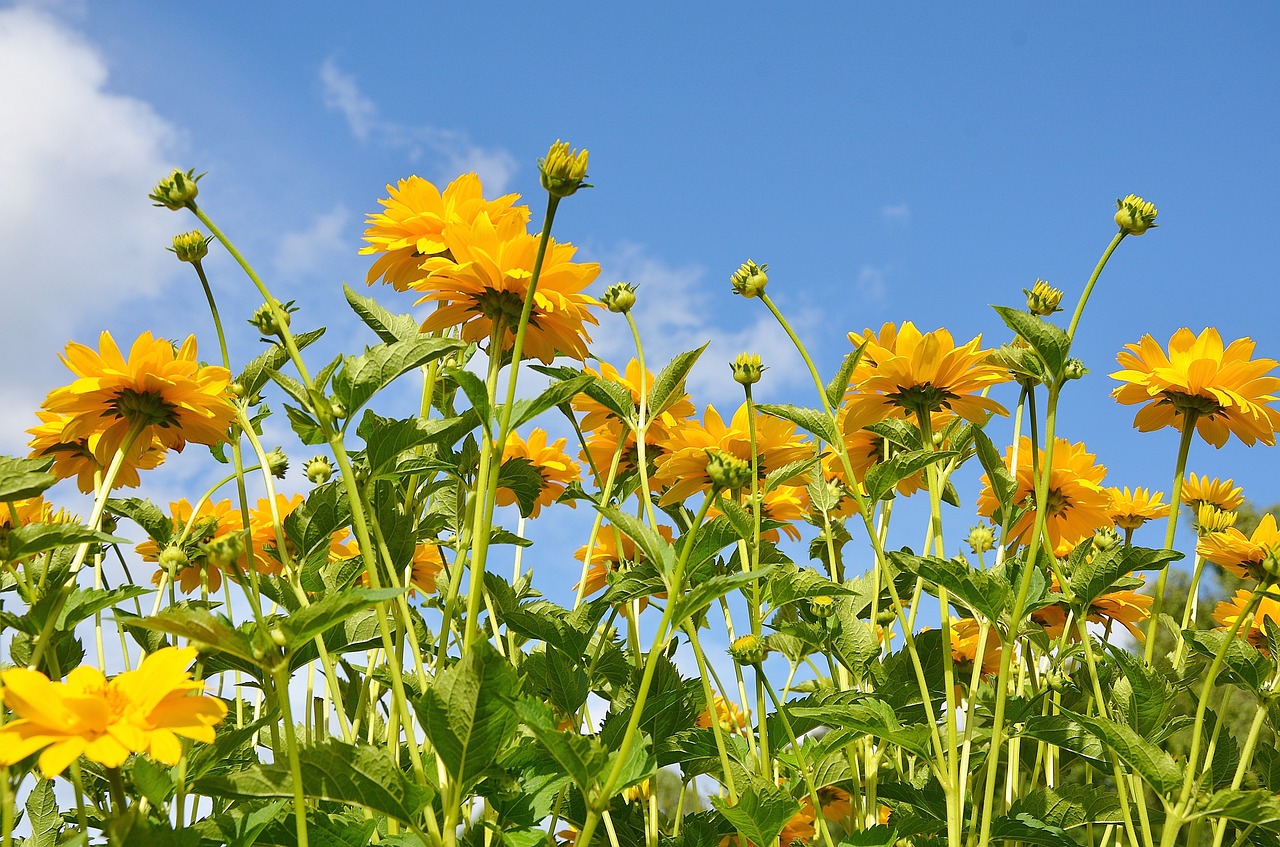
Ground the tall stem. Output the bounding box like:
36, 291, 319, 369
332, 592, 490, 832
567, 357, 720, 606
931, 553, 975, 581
1144, 414, 1198, 664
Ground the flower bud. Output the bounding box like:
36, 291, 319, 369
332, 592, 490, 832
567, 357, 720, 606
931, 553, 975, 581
1196, 503, 1238, 534
1023, 279, 1063, 316
1092, 526, 1122, 553
809, 595, 836, 619
601, 282, 638, 313
329, 400, 348, 420
203, 533, 245, 570
229, 381, 247, 399
170, 230, 211, 264
966, 524, 995, 554
1115, 194, 1158, 236
249, 299, 295, 337
265, 447, 289, 480
730, 260, 768, 298
270, 628, 288, 647
731, 352, 765, 386
705, 449, 752, 491
539, 140, 590, 198
149, 168, 202, 210
728, 633, 767, 666
305, 455, 334, 485
158, 546, 189, 574
99, 513, 118, 535
1062, 358, 1088, 381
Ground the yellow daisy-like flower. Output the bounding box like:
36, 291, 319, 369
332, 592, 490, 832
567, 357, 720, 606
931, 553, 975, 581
977, 437, 1111, 556
1214, 589, 1280, 653
139, 499, 245, 594
573, 359, 696, 439
38, 332, 234, 465
1180, 473, 1245, 512
709, 485, 808, 542
818, 786, 853, 823
0, 496, 76, 530
949, 618, 1002, 677
1111, 328, 1280, 448
1197, 514, 1280, 580
696, 695, 750, 736
408, 543, 446, 594
651, 404, 811, 505
28, 411, 167, 494
574, 523, 673, 613
825, 409, 956, 504
1107, 486, 1170, 531
497, 429, 581, 518
0, 646, 226, 778
1034, 576, 1153, 642
842, 322, 1010, 433
360, 173, 529, 291
413, 213, 601, 363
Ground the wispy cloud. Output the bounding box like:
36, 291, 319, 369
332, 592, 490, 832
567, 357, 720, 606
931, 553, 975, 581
857, 264, 888, 304
319, 58, 517, 192
880, 202, 910, 224
274, 204, 352, 278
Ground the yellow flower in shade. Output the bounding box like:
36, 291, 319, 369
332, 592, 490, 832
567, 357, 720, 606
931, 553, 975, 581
1214, 589, 1280, 653
573, 359, 696, 439
28, 411, 167, 494
709, 486, 808, 542
779, 798, 818, 845
0, 497, 76, 530
949, 618, 1002, 677
696, 695, 750, 735
1107, 487, 1170, 531
360, 173, 529, 291
414, 213, 601, 363
38, 332, 234, 465
573, 523, 673, 612
977, 437, 1111, 556
139, 499, 245, 594
651, 404, 812, 506
817, 786, 853, 823
825, 409, 955, 504
0, 646, 226, 778
408, 544, 446, 594
497, 429, 581, 518
842, 322, 1010, 433
1034, 575, 1153, 642
1181, 473, 1245, 513
1197, 514, 1280, 580
1110, 328, 1280, 448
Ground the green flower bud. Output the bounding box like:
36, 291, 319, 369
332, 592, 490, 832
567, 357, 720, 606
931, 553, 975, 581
731, 352, 765, 386
728, 633, 768, 666
149, 168, 202, 210
1115, 194, 1158, 236
601, 281, 638, 313
1023, 279, 1063, 316
1062, 358, 1088, 381
170, 230, 211, 263
809, 595, 836, 619
966, 524, 995, 554
705, 449, 752, 491
539, 140, 590, 198
265, 447, 289, 480
305, 455, 334, 485
203, 533, 245, 570
729, 259, 768, 298
158, 546, 189, 574
249, 300, 294, 337
1092, 526, 1122, 553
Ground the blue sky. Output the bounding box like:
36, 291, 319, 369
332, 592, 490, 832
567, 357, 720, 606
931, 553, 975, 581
4, 1, 1280, 567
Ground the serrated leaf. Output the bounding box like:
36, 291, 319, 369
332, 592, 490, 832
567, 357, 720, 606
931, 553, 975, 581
1072, 545, 1182, 610
283, 482, 351, 563
989, 813, 1077, 847
414, 641, 519, 791
0, 455, 56, 501
993, 305, 1070, 379
284, 403, 327, 445
1062, 707, 1182, 796
1183, 628, 1275, 696
825, 344, 866, 410
1192, 789, 1280, 830
649, 345, 707, 418
597, 506, 676, 574
235, 328, 325, 398
332, 336, 464, 418
6, 523, 129, 561
832, 597, 881, 676
449, 367, 492, 430
1009, 785, 1124, 829
710, 784, 800, 847
496, 457, 545, 519
505, 375, 595, 431
23, 779, 59, 847
1017, 715, 1107, 766
194, 739, 433, 824
130, 756, 175, 809
282, 587, 403, 651
344, 283, 421, 343
888, 551, 1010, 622
59, 585, 150, 630
129, 608, 256, 663
756, 404, 838, 446
972, 427, 1017, 513
358, 409, 479, 475
510, 697, 605, 794
864, 449, 957, 503
107, 497, 173, 546
670, 567, 772, 624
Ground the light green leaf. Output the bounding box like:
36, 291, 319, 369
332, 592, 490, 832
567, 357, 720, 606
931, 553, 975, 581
234, 328, 325, 398
670, 568, 773, 624
825, 344, 866, 410
756, 403, 838, 446
505, 374, 595, 431
1009, 785, 1125, 829
332, 336, 464, 418
864, 449, 957, 503
23, 779, 60, 847
106, 497, 173, 546
1191, 789, 1280, 830
1072, 545, 1182, 610
597, 505, 676, 573
6, 524, 129, 561
0, 455, 56, 502
888, 550, 1010, 623
282, 587, 404, 651
510, 697, 605, 794
989, 813, 1077, 847
649, 345, 707, 418
972, 427, 1017, 514
128, 608, 256, 663
710, 784, 800, 847
1063, 708, 1182, 796
344, 283, 421, 343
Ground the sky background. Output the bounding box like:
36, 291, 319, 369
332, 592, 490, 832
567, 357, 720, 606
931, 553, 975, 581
3, 1, 1280, 602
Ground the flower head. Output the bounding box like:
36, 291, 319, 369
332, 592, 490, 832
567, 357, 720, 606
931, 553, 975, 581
1214, 589, 1280, 652
1198, 513, 1280, 581
1197, 503, 1239, 533
497, 429, 581, 518
361, 173, 528, 291
729, 260, 768, 298
573, 523, 672, 613
977, 437, 1111, 556
1111, 328, 1280, 448
696, 695, 750, 735
170, 230, 210, 264
1181, 473, 1245, 512
28, 411, 167, 494
1107, 487, 1170, 531
149, 168, 201, 210
1115, 194, 1158, 236
0, 646, 226, 777
731, 352, 765, 386
843, 322, 1010, 432
539, 140, 590, 198
949, 618, 1002, 677
600, 281, 637, 313
1024, 279, 1064, 316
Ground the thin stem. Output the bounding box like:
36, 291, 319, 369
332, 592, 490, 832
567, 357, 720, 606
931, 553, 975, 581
1145, 414, 1198, 664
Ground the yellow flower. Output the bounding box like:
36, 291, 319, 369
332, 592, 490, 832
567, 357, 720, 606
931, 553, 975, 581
1214, 589, 1280, 653
28, 411, 167, 494
38, 332, 234, 465
1107, 486, 1170, 531
1196, 503, 1239, 533
817, 786, 853, 823
651, 404, 811, 505
1024, 279, 1064, 316
977, 437, 1111, 556
825, 409, 955, 503
708, 486, 808, 542
1197, 514, 1280, 580
360, 173, 528, 291
1111, 328, 1280, 448
1181, 473, 1245, 512
1115, 194, 1158, 236
414, 213, 601, 363
0, 496, 76, 530
573, 523, 673, 613
1090, 587, 1153, 641
949, 618, 1002, 677
409, 544, 446, 594
842, 322, 1010, 433
573, 359, 696, 441
139, 499, 245, 594
696, 695, 750, 735
0, 646, 226, 777
497, 429, 581, 518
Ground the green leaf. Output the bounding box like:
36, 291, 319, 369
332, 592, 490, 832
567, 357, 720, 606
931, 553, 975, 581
864, 449, 957, 503
414, 641, 519, 791
107, 497, 173, 546
129, 608, 256, 663
59, 585, 150, 630
888, 550, 1010, 623
1017, 715, 1107, 766
1183, 628, 1275, 696
544, 647, 589, 715
710, 784, 800, 847
670, 568, 773, 624
344, 283, 421, 343
1062, 708, 1182, 796
6, 523, 129, 561
235, 328, 325, 398
332, 336, 465, 418
756, 403, 839, 446
130, 756, 175, 809
282, 587, 404, 652
649, 345, 707, 418
358, 410, 479, 476
825, 344, 866, 411
194, 739, 434, 824
972, 427, 1017, 514
597, 505, 676, 574
283, 403, 328, 446
765, 566, 860, 609
992, 306, 1070, 379
283, 482, 351, 564
449, 367, 492, 430
496, 457, 545, 519
989, 813, 1077, 847
505, 374, 595, 431
0, 455, 56, 501
831, 596, 881, 677
23, 779, 60, 847
1192, 789, 1280, 830
510, 697, 605, 794
783, 694, 932, 758
1009, 785, 1124, 829
1072, 545, 1182, 610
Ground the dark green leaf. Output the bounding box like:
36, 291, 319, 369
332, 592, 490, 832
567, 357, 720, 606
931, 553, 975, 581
59, 586, 150, 630
283, 482, 351, 563
756, 404, 839, 446
1072, 545, 1182, 610
505, 375, 595, 431
670, 568, 772, 624
107, 497, 173, 546
332, 336, 465, 418
359, 410, 480, 476
989, 813, 1077, 847
710, 784, 800, 847
1183, 628, 1274, 696
6, 524, 129, 561
0, 455, 56, 502
992, 306, 1070, 379
888, 550, 1010, 623
496, 457, 545, 519
972, 427, 1017, 514
450, 367, 492, 430
1193, 789, 1280, 830
235, 328, 325, 398
1062, 708, 1182, 796
344, 283, 421, 343
825, 344, 866, 411
597, 506, 676, 574
864, 449, 957, 503
282, 587, 404, 651
1017, 715, 1107, 766
1009, 785, 1124, 829
510, 697, 604, 794
649, 345, 707, 418
284, 403, 327, 445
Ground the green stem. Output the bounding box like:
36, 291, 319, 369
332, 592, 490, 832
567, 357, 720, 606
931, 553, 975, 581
272, 665, 310, 847
1145, 414, 1198, 664
760, 674, 836, 847
1066, 231, 1126, 340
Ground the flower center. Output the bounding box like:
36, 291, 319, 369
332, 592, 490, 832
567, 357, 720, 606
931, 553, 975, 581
889, 383, 957, 417
470, 288, 538, 328
109, 388, 179, 428
1163, 391, 1225, 420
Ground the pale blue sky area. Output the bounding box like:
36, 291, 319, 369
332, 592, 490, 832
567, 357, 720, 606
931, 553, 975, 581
4, 2, 1279, 587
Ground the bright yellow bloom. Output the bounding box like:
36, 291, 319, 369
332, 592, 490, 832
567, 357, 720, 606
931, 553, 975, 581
842, 322, 1010, 433
651, 405, 811, 505
977, 437, 1111, 556
38, 332, 234, 465
1181, 473, 1245, 512
696, 695, 750, 735
573, 359, 696, 440
28, 411, 167, 494
0, 646, 226, 777
1196, 504, 1239, 533
539, 140, 590, 198
1214, 589, 1280, 653
1197, 514, 1280, 580
1111, 328, 1280, 448
497, 429, 581, 518
414, 213, 601, 363
574, 523, 673, 612
360, 173, 528, 291
139, 499, 243, 594
825, 409, 956, 503
949, 618, 1002, 677
0, 496, 76, 530
1034, 574, 1153, 642
1107, 487, 1170, 531
708, 486, 808, 542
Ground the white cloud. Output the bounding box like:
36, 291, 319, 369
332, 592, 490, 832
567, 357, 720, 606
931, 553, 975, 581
0, 6, 183, 451
274, 204, 351, 278
857, 264, 888, 304
318, 58, 517, 193
880, 202, 910, 224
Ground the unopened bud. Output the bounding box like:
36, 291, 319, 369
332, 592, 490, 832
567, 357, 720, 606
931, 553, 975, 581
249, 299, 295, 337
305, 455, 334, 485
539, 140, 590, 198
730, 259, 768, 298
809, 595, 836, 619
149, 168, 202, 210
203, 533, 245, 570
967, 524, 996, 554
601, 282, 637, 313
265, 447, 289, 480
171, 230, 211, 263
1115, 194, 1158, 236
731, 352, 764, 386
705, 449, 752, 491
158, 546, 189, 574
1024, 279, 1063, 316
1092, 526, 1122, 553
728, 633, 767, 666
270, 628, 288, 647
1062, 358, 1087, 381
